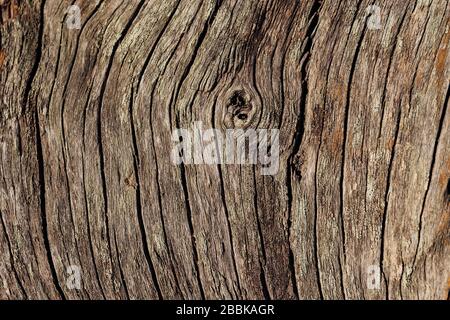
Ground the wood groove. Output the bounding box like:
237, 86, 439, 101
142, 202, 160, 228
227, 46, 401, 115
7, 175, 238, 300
0, 0, 448, 300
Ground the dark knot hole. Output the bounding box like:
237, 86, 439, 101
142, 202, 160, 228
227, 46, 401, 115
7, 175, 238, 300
229, 91, 246, 107
237, 113, 248, 120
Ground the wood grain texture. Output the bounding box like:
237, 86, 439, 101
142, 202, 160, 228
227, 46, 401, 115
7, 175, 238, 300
0, 0, 448, 300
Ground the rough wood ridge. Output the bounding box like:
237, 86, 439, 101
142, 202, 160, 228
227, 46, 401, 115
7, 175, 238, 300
0, 0, 448, 300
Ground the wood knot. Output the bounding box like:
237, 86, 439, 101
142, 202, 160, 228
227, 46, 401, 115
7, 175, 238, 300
125, 174, 137, 189
223, 90, 255, 129
229, 90, 246, 108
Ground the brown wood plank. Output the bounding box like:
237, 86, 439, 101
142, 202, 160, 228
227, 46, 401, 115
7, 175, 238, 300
0, 0, 448, 299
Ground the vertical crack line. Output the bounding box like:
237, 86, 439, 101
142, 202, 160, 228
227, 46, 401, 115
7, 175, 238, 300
412, 85, 449, 269
252, 166, 271, 300
211, 98, 242, 298
176, 115, 205, 299
35, 105, 66, 300
96, 0, 146, 293
165, 1, 223, 299
22, 0, 44, 109
340, 10, 368, 261
178, 164, 206, 299
169, 0, 222, 128
338, 251, 346, 299
338, 2, 371, 298
81, 70, 108, 298
112, 231, 129, 299
314, 131, 324, 300
377, 5, 410, 142
277, 0, 300, 128
57, 2, 107, 283
280, 0, 301, 300
217, 164, 242, 298
399, 259, 405, 300
286, 0, 322, 300
81, 147, 106, 299
380, 101, 402, 300
129, 88, 162, 299
45, 24, 83, 283
146, 81, 184, 298
23, 0, 66, 300
377, 4, 412, 301
132, 1, 184, 295
136, 0, 181, 88
35, 98, 69, 299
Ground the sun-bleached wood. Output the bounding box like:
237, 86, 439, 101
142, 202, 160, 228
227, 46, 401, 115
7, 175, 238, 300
0, 0, 448, 300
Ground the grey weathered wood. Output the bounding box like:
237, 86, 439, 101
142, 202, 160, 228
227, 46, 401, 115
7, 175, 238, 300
0, 0, 448, 299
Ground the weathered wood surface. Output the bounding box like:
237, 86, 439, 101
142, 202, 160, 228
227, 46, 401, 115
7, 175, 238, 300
0, 0, 448, 300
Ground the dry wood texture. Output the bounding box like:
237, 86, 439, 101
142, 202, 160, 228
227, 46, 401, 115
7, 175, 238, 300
0, 0, 449, 300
